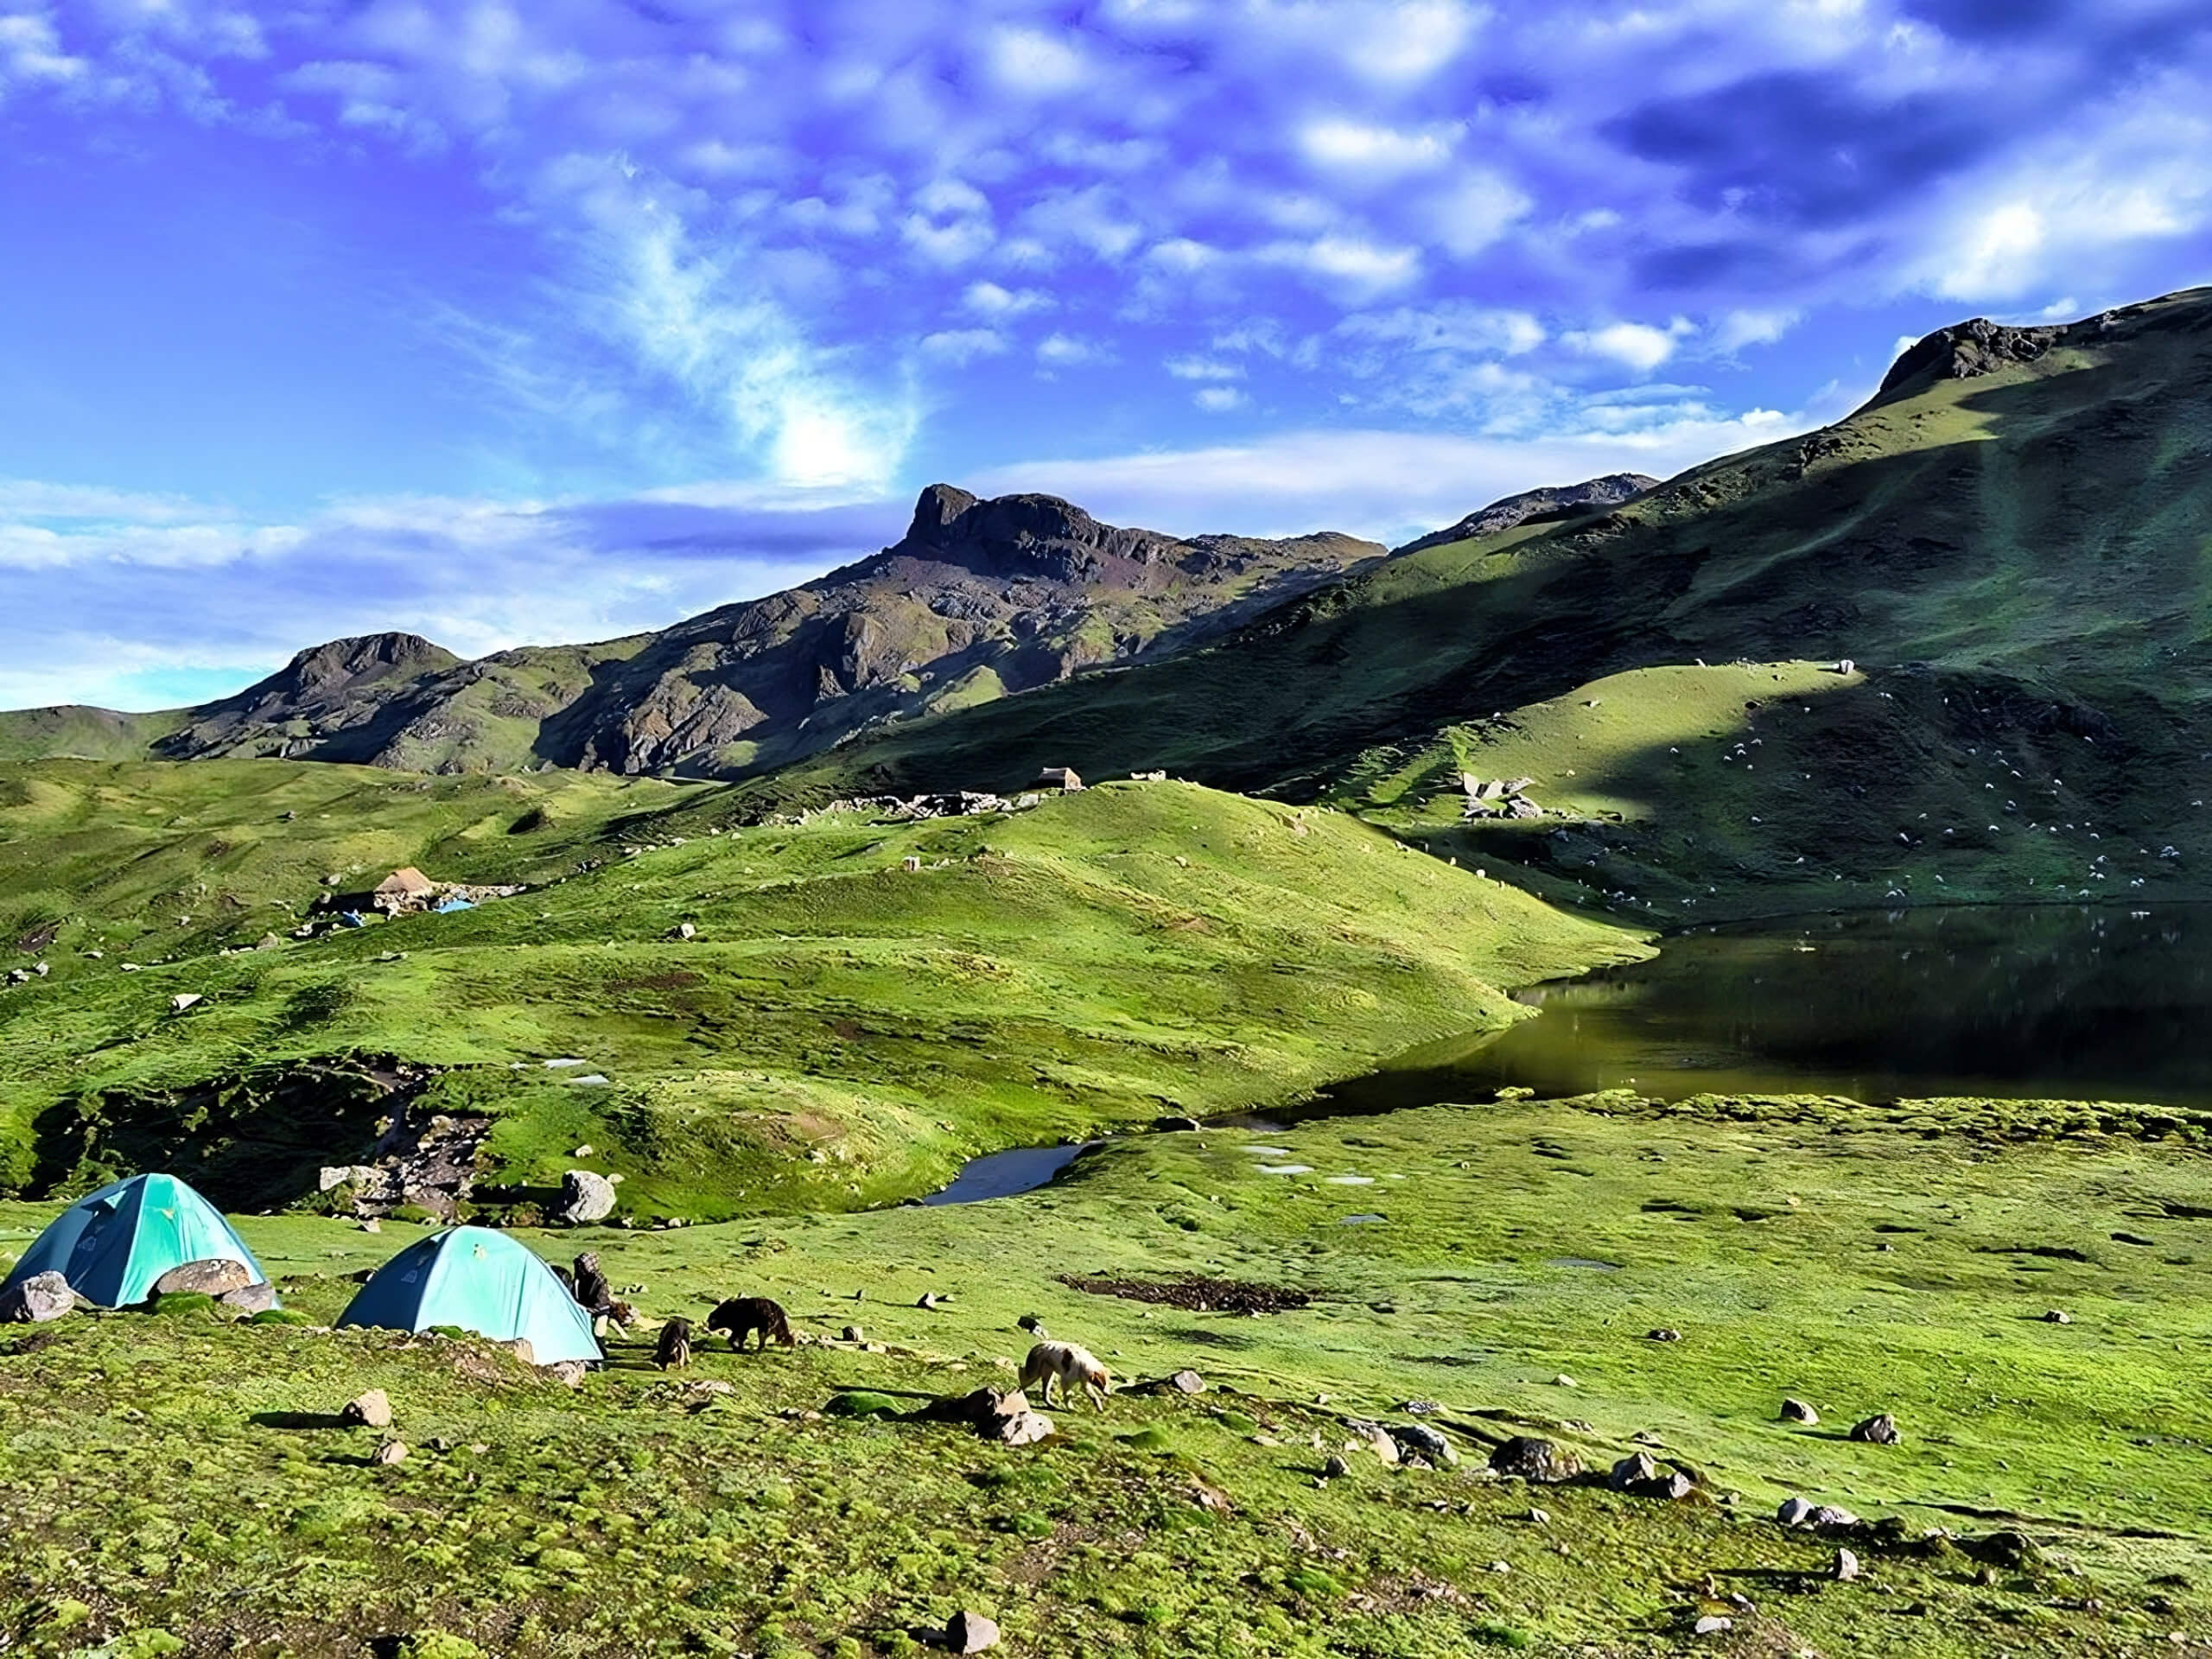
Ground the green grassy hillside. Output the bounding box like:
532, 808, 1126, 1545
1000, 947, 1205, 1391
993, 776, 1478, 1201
0, 760, 1643, 1213
735, 290, 2212, 916
3, 1086, 2208, 1656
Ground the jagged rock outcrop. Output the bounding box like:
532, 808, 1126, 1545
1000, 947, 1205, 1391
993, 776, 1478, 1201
1395, 474, 1660, 556
1878, 316, 2067, 394
84, 488, 1382, 781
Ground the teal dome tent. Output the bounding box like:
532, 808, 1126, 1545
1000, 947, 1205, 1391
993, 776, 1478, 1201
3, 1173, 275, 1309
337, 1226, 599, 1365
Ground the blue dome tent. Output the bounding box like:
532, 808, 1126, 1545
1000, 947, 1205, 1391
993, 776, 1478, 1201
336, 1226, 599, 1365
3, 1173, 275, 1308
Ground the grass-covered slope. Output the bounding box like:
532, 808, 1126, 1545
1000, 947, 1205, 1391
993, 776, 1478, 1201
3, 1088, 2209, 1656
0, 760, 1643, 1212
739, 290, 2212, 913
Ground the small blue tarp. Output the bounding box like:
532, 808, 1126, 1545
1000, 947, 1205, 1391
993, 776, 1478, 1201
435, 898, 474, 913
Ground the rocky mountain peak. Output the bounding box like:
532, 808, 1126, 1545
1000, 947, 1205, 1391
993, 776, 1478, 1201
1878, 317, 2066, 396
1395, 473, 1662, 556
277, 633, 457, 696
880, 485, 1177, 584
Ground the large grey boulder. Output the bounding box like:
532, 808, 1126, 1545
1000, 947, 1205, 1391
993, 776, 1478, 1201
0, 1270, 74, 1323
946, 1610, 1001, 1653
1489, 1437, 1581, 1483
153, 1257, 254, 1298
557, 1169, 617, 1224
988, 1409, 1055, 1446
1390, 1422, 1458, 1465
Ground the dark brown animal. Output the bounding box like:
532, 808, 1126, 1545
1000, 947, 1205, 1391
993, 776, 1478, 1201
573, 1252, 612, 1315
707, 1295, 794, 1352
654, 1317, 694, 1370
550, 1263, 576, 1299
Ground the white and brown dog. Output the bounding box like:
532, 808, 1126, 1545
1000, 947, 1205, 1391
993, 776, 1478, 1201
1019, 1339, 1112, 1411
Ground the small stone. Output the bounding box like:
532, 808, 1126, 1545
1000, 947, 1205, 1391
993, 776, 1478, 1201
1527, 1507, 1550, 1524
219, 1281, 277, 1315
1777, 1496, 1814, 1528
374, 1440, 408, 1465
946, 1611, 1000, 1653
1489, 1560, 1511, 1574
918, 1292, 939, 1310
1324, 1453, 1351, 1478
1552, 1373, 1578, 1388
1835, 1548, 1862, 1582
1779, 1397, 1820, 1425
1810, 1504, 1861, 1530
1849, 1413, 1901, 1446
572, 1144, 594, 1158
1357, 1426, 1400, 1466
358, 1218, 381, 1233
1693, 1615, 1733, 1636
1165, 1368, 1205, 1395
1391, 1422, 1457, 1465
1645, 1327, 1682, 1342
841, 1325, 865, 1343
169, 992, 202, 1013
1017, 1313, 1046, 1333
2043, 1309, 2072, 1325
989, 1410, 1054, 1446
341, 1389, 393, 1429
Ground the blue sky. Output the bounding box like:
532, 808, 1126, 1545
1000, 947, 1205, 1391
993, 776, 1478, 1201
3, 0, 2209, 709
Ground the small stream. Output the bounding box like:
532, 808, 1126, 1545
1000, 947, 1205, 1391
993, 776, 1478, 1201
925, 903, 2212, 1204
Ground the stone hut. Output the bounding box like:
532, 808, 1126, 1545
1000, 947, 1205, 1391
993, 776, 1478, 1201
371, 868, 439, 915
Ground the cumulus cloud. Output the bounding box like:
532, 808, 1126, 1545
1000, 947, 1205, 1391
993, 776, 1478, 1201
1567, 321, 1692, 373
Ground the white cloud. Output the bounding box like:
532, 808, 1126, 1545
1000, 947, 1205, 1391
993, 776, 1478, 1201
985, 24, 1090, 94
1711, 308, 1802, 352
1262, 234, 1423, 299
1037, 332, 1113, 368
963, 280, 1052, 318
1193, 385, 1247, 412
1299, 118, 1459, 175
919, 327, 1007, 364
1566, 321, 1688, 373
972, 408, 1803, 543
1164, 354, 1243, 381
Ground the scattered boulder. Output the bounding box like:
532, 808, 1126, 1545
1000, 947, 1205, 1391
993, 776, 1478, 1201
1693, 1615, 1733, 1637
374, 1440, 409, 1466
2043, 1309, 2072, 1325
946, 1610, 1001, 1654
1849, 1413, 1901, 1446
1611, 1451, 1657, 1491
556, 1169, 618, 1225
1390, 1422, 1457, 1465
1354, 1425, 1400, 1466
1834, 1548, 1862, 1582
1323, 1453, 1351, 1478
1779, 1398, 1820, 1425
1777, 1497, 1814, 1528
988, 1409, 1055, 1446
1164, 1368, 1205, 1395
1153, 1114, 1200, 1131
219, 1281, 278, 1315
0, 1270, 74, 1324
1810, 1505, 1861, 1531
544, 1361, 588, 1389
840, 1325, 865, 1344
1639, 1469, 1698, 1501
152, 1257, 254, 1298
918, 1292, 940, 1311
341, 1389, 394, 1429
1016, 1313, 1046, 1333
1489, 1437, 1582, 1483
1645, 1328, 1682, 1342
169, 993, 203, 1013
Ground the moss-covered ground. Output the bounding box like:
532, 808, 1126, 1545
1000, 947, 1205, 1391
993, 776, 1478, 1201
3, 1090, 2209, 1656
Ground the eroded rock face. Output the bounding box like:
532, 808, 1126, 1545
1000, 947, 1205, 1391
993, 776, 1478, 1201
1489, 1437, 1582, 1483
1878, 317, 2066, 393
1396, 473, 1660, 556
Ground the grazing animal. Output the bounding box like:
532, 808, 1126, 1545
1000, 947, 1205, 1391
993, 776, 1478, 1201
573, 1252, 612, 1315
655, 1317, 694, 1370
706, 1295, 796, 1352
603, 1299, 639, 1330
1020, 1340, 1111, 1411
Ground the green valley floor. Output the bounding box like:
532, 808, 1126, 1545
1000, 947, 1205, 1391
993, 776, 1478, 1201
4, 1090, 2211, 1657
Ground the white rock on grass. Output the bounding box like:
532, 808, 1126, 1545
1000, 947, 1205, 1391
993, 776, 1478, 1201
1255, 1165, 1313, 1176
1324, 1175, 1376, 1185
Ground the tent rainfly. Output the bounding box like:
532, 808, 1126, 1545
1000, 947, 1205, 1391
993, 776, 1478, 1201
1, 1173, 276, 1309
336, 1226, 600, 1365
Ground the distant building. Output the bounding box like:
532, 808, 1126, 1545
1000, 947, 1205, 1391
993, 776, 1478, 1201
372, 868, 439, 914
1032, 766, 1084, 791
